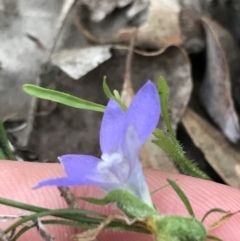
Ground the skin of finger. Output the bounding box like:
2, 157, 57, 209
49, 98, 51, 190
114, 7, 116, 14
0, 162, 240, 241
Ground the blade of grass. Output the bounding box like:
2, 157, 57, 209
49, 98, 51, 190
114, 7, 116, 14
23, 85, 105, 112
167, 179, 195, 217
0, 119, 16, 160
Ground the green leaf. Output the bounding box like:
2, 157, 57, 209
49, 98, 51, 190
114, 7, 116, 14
12, 219, 90, 241
4, 208, 103, 234
23, 84, 105, 112
207, 235, 224, 241
113, 90, 121, 100
0, 196, 105, 235
102, 78, 127, 111
82, 189, 158, 218
167, 179, 195, 217
155, 77, 210, 180
153, 129, 210, 179
157, 77, 176, 145
0, 119, 16, 160
0, 196, 148, 235
103, 76, 114, 99
201, 208, 229, 223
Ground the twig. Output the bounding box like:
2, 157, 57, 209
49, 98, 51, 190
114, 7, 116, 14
58, 186, 79, 208
0, 213, 29, 221
49, 0, 76, 59
37, 219, 55, 241
0, 229, 11, 241
121, 30, 136, 106
74, 4, 103, 44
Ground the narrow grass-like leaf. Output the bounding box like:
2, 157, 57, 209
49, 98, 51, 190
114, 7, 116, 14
11, 219, 97, 241
0, 120, 16, 160
12, 216, 148, 241
0, 197, 104, 218
201, 208, 229, 223
167, 179, 195, 217
1, 197, 148, 235
23, 85, 105, 112
4, 208, 103, 234
207, 235, 224, 241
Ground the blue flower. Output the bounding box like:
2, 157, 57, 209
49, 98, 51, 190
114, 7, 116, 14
35, 81, 161, 207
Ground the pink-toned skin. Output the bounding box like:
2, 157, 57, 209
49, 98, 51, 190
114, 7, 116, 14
1, 161, 240, 241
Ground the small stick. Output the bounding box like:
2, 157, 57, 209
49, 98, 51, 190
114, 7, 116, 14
0, 229, 11, 241
58, 186, 79, 208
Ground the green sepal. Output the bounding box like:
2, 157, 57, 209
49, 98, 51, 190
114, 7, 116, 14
148, 215, 206, 241
81, 189, 158, 218
23, 84, 105, 112
167, 179, 195, 217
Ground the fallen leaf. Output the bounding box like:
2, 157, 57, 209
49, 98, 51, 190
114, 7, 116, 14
80, 0, 134, 22
200, 17, 240, 143
209, 211, 240, 230
111, 0, 183, 50
182, 108, 240, 188
51, 45, 112, 79
179, 8, 205, 53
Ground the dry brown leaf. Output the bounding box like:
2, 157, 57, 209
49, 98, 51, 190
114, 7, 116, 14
112, 0, 183, 50
182, 108, 240, 188
80, 0, 137, 22
200, 17, 240, 143
179, 8, 205, 53
51, 45, 112, 80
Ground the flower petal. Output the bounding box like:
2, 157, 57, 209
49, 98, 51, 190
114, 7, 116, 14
125, 81, 160, 145
124, 125, 141, 172
58, 154, 101, 178
123, 125, 152, 206
100, 99, 125, 153
34, 176, 99, 189
34, 155, 102, 188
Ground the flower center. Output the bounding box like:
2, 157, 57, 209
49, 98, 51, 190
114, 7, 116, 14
98, 152, 129, 183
